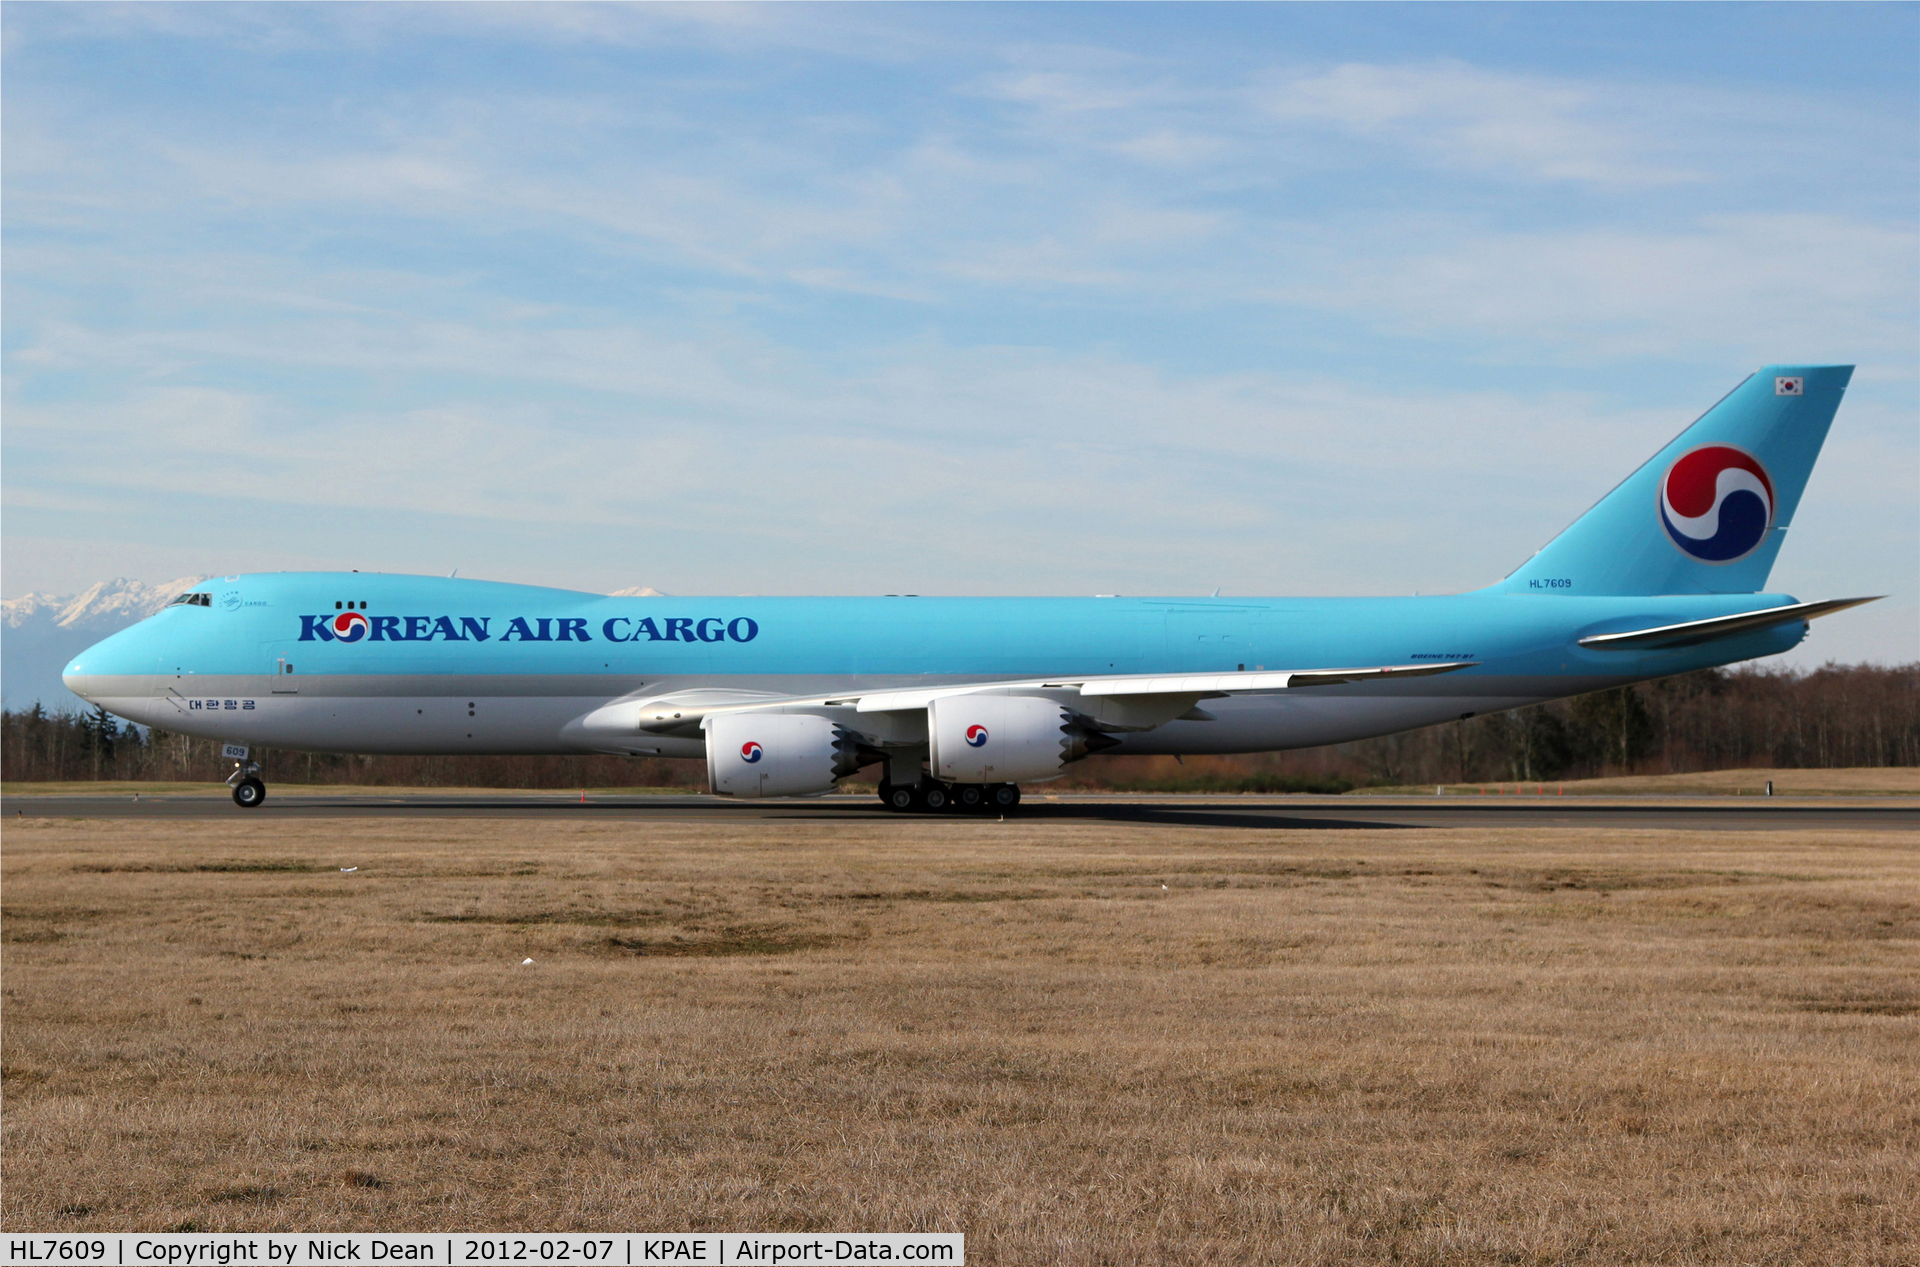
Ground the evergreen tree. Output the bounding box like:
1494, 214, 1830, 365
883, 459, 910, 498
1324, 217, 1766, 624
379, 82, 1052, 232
1569, 687, 1655, 772
88, 705, 117, 777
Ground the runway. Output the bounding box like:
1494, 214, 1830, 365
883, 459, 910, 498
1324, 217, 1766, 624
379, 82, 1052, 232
8, 792, 1916, 831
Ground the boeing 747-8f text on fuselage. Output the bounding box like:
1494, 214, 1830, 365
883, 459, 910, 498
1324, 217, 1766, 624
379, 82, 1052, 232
66, 366, 1880, 810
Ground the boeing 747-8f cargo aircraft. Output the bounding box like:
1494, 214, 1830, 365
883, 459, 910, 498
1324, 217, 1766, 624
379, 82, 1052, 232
66, 366, 1878, 810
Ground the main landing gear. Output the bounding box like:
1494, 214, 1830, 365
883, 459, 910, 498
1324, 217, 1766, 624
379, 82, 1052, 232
227, 759, 267, 808
878, 779, 1020, 814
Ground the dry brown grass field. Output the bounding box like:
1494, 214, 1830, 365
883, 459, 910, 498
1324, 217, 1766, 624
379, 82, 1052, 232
2, 814, 1915, 1263
1430, 768, 1920, 797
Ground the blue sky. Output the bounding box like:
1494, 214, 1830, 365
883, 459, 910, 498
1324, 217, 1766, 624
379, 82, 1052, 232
5, 2, 1916, 666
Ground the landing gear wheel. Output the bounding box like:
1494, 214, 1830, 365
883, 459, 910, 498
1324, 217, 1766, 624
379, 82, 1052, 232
879, 781, 916, 813
918, 783, 950, 812
232, 778, 266, 809
955, 784, 985, 811
987, 783, 1020, 809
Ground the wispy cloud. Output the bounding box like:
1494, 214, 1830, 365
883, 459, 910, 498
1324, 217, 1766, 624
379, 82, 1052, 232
0, 308, 1706, 604
1267, 213, 1920, 365
4, 4, 1914, 664
1259, 60, 1698, 186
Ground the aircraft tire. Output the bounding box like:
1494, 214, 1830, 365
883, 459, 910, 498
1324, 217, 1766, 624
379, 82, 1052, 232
232, 778, 266, 809
879, 782, 916, 813
955, 783, 984, 811
918, 783, 949, 812
987, 783, 1019, 809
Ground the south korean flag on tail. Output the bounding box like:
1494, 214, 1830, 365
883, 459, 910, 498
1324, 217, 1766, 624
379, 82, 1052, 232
1775, 376, 1803, 396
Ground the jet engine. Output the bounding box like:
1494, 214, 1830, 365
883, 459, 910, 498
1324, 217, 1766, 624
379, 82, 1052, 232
706, 712, 865, 798
928, 694, 1118, 785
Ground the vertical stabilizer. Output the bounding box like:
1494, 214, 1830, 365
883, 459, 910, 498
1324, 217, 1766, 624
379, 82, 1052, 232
1498, 365, 1851, 596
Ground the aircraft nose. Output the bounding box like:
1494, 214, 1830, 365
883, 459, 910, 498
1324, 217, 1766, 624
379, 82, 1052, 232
63, 638, 120, 704
63, 620, 172, 702
61, 655, 95, 703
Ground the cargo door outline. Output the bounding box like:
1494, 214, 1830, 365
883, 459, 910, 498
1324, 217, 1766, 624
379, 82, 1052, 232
1164, 607, 1259, 672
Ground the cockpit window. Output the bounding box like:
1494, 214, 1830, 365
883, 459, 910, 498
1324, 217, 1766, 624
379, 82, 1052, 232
169, 592, 212, 607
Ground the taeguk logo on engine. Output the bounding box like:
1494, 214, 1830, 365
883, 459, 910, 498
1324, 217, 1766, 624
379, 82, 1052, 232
740, 741, 764, 764
331, 611, 371, 643
1658, 445, 1775, 563
965, 725, 989, 748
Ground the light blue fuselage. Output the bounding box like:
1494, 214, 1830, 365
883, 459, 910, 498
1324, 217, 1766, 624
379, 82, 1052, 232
63, 571, 1803, 758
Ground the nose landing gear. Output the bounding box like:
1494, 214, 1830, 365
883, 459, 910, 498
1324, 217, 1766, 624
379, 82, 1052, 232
226, 754, 267, 808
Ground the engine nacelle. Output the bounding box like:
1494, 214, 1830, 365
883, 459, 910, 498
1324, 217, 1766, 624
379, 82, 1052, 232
706, 712, 864, 798
929, 694, 1117, 785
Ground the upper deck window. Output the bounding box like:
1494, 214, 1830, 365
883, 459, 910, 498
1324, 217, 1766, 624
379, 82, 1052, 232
169, 592, 212, 607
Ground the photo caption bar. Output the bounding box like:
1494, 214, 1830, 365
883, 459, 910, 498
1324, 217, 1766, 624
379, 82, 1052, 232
5, 1236, 962, 1267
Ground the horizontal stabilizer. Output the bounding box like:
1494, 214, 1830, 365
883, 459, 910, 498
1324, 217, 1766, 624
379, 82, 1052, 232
1576, 597, 1880, 650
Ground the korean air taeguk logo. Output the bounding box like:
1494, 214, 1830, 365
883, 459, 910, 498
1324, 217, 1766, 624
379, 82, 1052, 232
965, 725, 989, 748
331, 611, 371, 643
740, 741, 764, 764
1658, 445, 1774, 563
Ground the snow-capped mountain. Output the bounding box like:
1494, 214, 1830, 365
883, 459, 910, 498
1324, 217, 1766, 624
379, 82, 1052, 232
2, 577, 206, 711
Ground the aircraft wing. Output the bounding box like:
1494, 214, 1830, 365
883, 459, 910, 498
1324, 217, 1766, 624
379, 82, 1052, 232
600, 659, 1480, 739
851, 660, 1477, 712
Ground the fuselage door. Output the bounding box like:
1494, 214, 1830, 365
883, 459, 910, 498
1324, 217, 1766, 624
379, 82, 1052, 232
269, 645, 299, 694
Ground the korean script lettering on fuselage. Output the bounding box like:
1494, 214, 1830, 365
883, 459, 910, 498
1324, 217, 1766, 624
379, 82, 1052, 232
297, 613, 760, 644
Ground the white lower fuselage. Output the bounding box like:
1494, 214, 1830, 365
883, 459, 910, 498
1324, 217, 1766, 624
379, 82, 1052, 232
92, 671, 1590, 759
